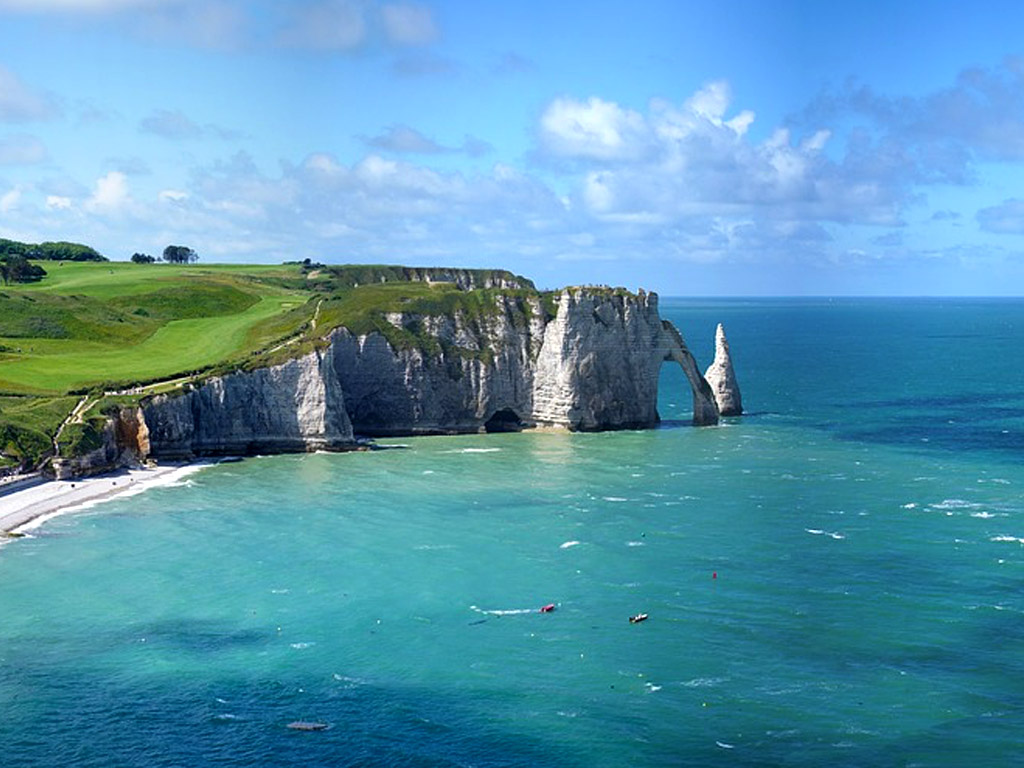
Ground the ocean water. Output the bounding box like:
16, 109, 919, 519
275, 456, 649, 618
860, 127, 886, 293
3, 297, 1024, 767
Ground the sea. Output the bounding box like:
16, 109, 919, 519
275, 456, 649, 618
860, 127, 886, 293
2, 297, 1024, 767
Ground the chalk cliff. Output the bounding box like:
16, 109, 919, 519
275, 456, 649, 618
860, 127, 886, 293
58, 282, 732, 475
141, 346, 353, 459
704, 323, 743, 416
333, 288, 719, 433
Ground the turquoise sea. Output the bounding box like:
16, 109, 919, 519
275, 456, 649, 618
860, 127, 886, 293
3, 298, 1024, 767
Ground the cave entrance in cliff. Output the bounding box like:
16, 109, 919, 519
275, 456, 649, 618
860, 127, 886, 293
484, 409, 523, 433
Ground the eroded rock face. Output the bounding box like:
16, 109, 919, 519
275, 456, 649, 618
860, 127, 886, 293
703, 323, 742, 416
331, 295, 544, 435
70, 286, 733, 476
531, 289, 665, 430
142, 346, 354, 459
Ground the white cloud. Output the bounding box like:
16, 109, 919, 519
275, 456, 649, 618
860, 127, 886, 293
0, 66, 59, 122
85, 171, 132, 215
0, 134, 47, 164
159, 189, 188, 203
46, 195, 72, 210
139, 108, 240, 141
0, 186, 21, 212
364, 124, 446, 154
381, 3, 437, 46
277, 0, 368, 51
977, 198, 1024, 234
539, 96, 648, 161
0, 0, 170, 11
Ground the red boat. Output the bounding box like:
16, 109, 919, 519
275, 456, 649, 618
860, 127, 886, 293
539, 603, 556, 613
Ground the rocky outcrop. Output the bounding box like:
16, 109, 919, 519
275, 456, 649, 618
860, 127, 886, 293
59, 283, 735, 476
703, 323, 742, 416
532, 289, 664, 429
141, 346, 354, 459
333, 288, 721, 433
660, 321, 720, 426
331, 295, 544, 435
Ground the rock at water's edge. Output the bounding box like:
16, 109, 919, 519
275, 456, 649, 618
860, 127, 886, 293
704, 323, 742, 416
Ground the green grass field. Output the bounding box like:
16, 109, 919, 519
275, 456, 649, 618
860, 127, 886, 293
0, 260, 545, 469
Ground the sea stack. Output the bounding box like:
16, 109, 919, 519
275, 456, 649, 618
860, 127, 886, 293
704, 323, 742, 416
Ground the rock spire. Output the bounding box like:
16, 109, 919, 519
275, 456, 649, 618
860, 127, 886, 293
703, 323, 742, 416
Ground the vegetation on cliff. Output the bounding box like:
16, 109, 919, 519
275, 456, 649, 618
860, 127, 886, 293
0, 257, 600, 471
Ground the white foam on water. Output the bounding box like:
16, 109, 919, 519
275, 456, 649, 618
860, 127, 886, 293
806, 529, 845, 540
901, 503, 918, 509
626, 541, 646, 547
270, 589, 290, 594
644, 683, 662, 693
470, 605, 536, 616
716, 741, 735, 749
450, 448, 501, 454
290, 642, 315, 649
602, 497, 628, 502
559, 540, 581, 549
990, 535, 1024, 544
931, 499, 982, 511
422, 470, 435, 475
681, 677, 727, 688
414, 544, 455, 550
971, 512, 1000, 519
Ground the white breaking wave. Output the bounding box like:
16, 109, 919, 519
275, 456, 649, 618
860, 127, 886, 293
806, 529, 845, 540
469, 605, 536, 616
559, 540, 581, 549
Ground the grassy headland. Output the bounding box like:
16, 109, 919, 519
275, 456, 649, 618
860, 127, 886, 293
0, 259, 549, 470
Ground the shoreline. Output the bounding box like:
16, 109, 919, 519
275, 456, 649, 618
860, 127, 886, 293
0, 463, 210, 537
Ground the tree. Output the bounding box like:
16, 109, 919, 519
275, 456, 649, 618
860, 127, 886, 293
0, 255, 46, 284
131, 252, 156, 264
162, 245, 198, 264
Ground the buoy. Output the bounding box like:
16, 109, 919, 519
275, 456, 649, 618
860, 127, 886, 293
540, 603, 556, 613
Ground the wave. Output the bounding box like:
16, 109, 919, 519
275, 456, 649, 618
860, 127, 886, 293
469, 605, 538, 616
559, 540, 581, 549
806, 529, 845, 540
990, 535, 1024, 544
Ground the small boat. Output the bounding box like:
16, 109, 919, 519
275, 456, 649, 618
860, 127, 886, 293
539, 603, 556, 613
629, 613, 648, 624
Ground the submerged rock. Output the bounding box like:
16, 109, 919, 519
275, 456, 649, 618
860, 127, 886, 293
703, 323, 743, 416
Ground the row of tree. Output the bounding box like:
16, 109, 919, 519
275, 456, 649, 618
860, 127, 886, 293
131, 245, 199, 264
0, 238, 106, 262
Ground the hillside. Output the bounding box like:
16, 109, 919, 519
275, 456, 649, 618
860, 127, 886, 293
0, 261, 544, 470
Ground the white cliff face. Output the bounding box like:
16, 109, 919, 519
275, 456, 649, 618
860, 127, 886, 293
142, 347, 353, 459
704, 323, 742, 416
332, 288, 721, 434
64, 286, 731, 476
531, 289, 664, 429
330, 295, 543, 435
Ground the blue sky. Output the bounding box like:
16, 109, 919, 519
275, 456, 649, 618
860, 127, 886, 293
1, 0, 1024, 294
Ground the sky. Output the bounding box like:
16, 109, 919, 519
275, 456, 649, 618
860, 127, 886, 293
1, 1, 1024, 294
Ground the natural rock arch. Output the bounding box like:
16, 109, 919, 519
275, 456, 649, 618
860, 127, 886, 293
659, 321, 720, 426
